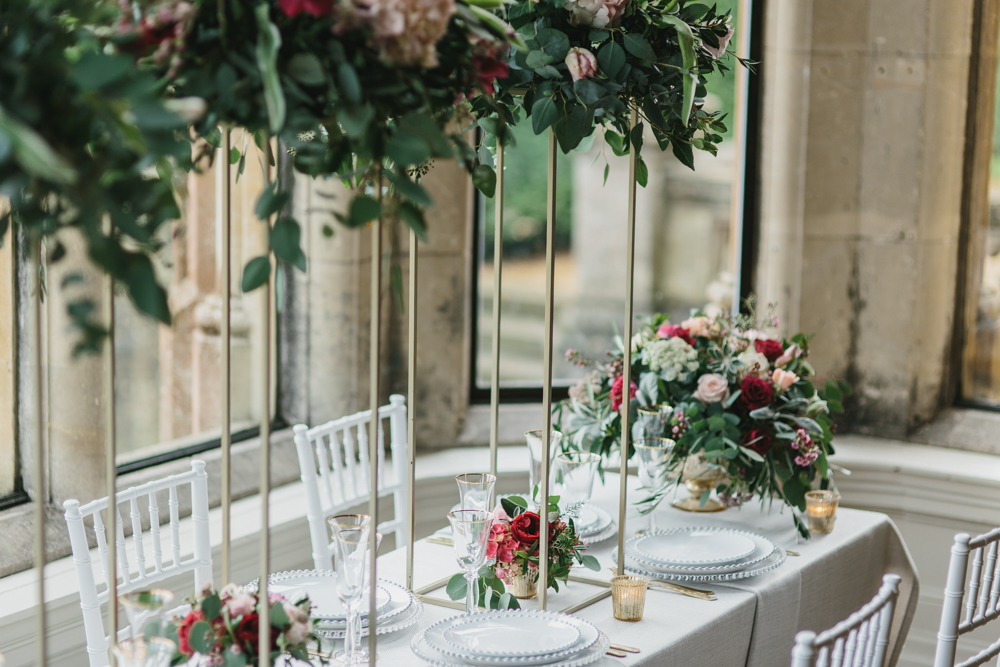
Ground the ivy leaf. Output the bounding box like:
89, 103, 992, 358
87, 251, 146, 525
472, 164, 497, 197
622, 33, 656, 61
661, 15, 698, 124
597, 40, 626, 79
270, 216, 307, 271
531, 96, 559, 134
535, 28, 570, 61
253, 4, 286, 134
241, 256, 271, 293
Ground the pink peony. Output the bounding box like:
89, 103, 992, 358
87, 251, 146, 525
563, 0, 629, 29
680, 316, 718, 339
565, 48, 597, 82
771, 368, 798, 390
284, 619, 311, 645
693, 373, 730, 404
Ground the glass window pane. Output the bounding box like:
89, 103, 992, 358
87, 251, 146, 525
476, 0, 744, 391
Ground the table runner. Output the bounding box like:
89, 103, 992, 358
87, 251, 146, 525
331, 473, 918, 666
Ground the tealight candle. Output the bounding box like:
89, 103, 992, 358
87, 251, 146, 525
611, 575, 648, 621
804, 490, 840, 534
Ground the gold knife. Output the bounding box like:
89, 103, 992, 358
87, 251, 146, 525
606, 648, 627, 658
610, 643, 640, 653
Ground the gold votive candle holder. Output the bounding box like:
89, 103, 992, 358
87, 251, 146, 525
611, 575, 648, 622
805, 490, 840, 534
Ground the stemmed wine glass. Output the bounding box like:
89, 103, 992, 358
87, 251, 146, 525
328, 514, 373, 665
456, 473, 496, 511
634, 437, 675, 534
447, 510, 494, 614
554, 451, 601, 516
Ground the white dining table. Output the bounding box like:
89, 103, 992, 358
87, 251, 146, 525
317, 472, 918, 667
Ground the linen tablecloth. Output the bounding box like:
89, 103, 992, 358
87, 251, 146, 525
330, 473, 918, 667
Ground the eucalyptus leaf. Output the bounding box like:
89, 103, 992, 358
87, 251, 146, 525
337, 63, 362, 103
270, 216, 307, 271
0, 107, 77, 185
596, 40, 625, 79
622, 33, 656, 61
287, 53, 325, 86
531, 96, 559, 134
241, 256, 271, 293
535, 28, 570, 61
188, 621, 214, 654
660, 15, 698, 124
254, 4, 286, 134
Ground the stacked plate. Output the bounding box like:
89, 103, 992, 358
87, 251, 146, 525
411, 610, 610, 667
613, 526, 787, 583
568, 504, 615, 543
245, 570, 422, 639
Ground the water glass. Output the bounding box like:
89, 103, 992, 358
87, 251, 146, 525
456, 473, 496, 511
554, 451, 601, 510
447, 510, 494, 614
634, 437, 675, 534
524, 430, 563, 501
637, 404, 673, 438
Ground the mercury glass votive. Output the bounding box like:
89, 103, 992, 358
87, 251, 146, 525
611, 575, 648, 622
804, 490, 840, 534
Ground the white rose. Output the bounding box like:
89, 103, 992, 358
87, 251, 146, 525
693, 373, 730, 404
737, 349, 769, 377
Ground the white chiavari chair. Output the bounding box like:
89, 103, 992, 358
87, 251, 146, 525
934, 528, 1000, 667
790, 574, 901, 667
293, 394, 408, 572
63, 459, 212, 667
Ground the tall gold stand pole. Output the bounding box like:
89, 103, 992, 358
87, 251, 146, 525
617, 107, 639, 576
221, 127, 232, 584
538, 130, 558, 610
258, 141, 274, 662
489, 143, 505, 479
33, 240, 47, 666
105, 270, 117, 664
367, 179, 383, 665
406, 227, 417, 592
728, 0, 752, 313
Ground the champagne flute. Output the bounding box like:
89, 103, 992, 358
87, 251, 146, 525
524, 430, 563, 501
328, 514, 372, 665
554, 451, 601, 517
634, 437, 675, 534
447, 510, 494, 614
456, 473, 496, 511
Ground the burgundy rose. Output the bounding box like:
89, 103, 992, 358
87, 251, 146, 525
234, 613, 278, 654
176, 610, 204, 656
739, 375, 774, 411
474, 58, 510, 89
753, 339, 784, 363
279, 0, 333, 17
742, 428, 773, 455
509, 512, 540, 545
657, 323, 695, 347
610, 375, 638, 412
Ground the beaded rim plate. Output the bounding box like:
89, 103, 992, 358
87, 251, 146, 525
624, 531, 777, 574
633, 526, 757, 566
243, 569, 391, 621
314, 580, 421, 639
439, 611, 582, 658
614, 545, 788, 582
576, 505, 613, 538
413, 622, 608, 667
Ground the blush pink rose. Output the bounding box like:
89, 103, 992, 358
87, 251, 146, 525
563, 0, 629, 29
284, 619, 311, 645
226, 592, 256, 619
680, 316, 717, 339
775, 343, 802, 368
565, 47, 598, 82
693, 373, 730, 404
771, 368, 799, 389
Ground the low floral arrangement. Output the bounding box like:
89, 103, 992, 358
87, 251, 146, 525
556, 302, 851, 537
170, 582, 322, 666
447, 494, 600, 608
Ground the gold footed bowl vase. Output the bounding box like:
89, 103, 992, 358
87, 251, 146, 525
672, 454, 729, 513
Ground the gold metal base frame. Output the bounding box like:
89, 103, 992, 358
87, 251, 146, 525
414, 574, 612, 614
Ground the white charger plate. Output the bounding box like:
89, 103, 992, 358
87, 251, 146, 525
243, 569, 391, 621
440, 612, 581, 658
614, 544, 788, 582
315, 579, 419, 638
634, 527, 757, 566
576, 505, 613, 538
416, 612, 603, 666
624, 531, 777, 574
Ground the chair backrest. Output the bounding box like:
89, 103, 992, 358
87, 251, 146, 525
293, 394, 408, 572
63, 460, 212, 667
934, 528, 1000, 667
790, 574, 902, 667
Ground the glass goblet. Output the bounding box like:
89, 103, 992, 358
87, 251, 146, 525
120, 589, 174, 645
634, 437, 675, 534
554, 451, 601, 515
456, 473, 497, 511
447, 510, 494, 614
524, 430, 563, 501
637, 404, 673, 438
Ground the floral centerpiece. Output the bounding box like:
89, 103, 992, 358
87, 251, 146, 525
556, 303, 851, 537
169, 582, 323, 666
447, 494, 600, 607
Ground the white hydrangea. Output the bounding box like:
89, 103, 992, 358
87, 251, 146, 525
646, 337, 699, 383
737, 349, 769, 377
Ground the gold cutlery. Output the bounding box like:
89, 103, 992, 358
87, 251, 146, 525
786, 550, 800, 557
610, 643, 640, 653
607, 568, 716, 600
606, 648, 627, 658
427, 537, 453, 546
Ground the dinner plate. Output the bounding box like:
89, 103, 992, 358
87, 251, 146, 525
614, 544, 788, 582
624, 531, 777, 574
576, 505, 613, 538
314, 579, 420, 639
415, 612, 603, 666
440, 612, 581, 658
243, 570, 391, 621
634, 527, 757, 566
